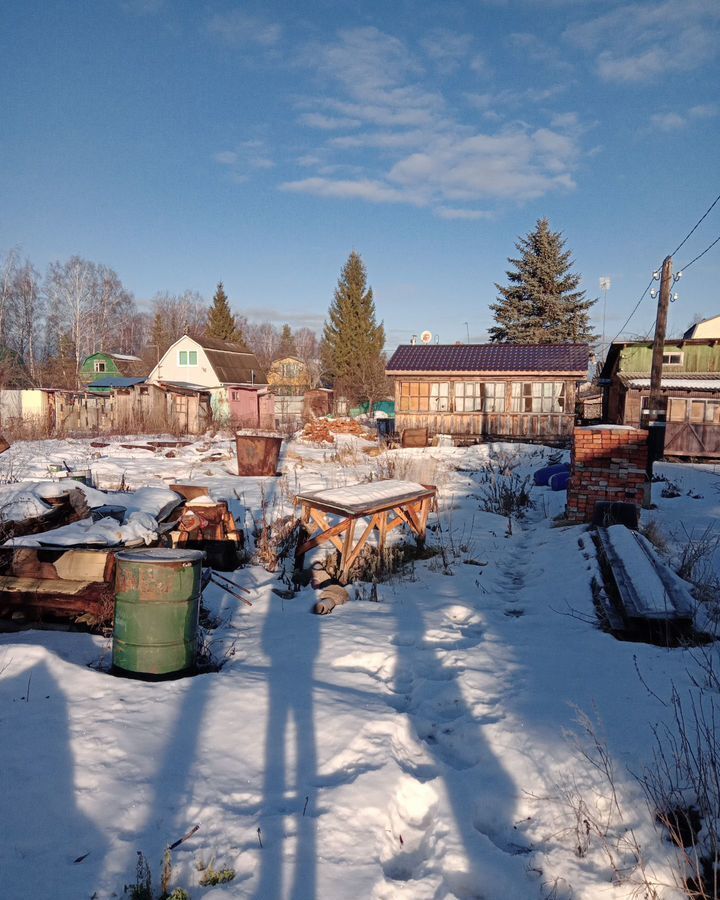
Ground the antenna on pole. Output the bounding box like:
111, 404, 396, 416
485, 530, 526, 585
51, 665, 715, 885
599, 277, 611, 360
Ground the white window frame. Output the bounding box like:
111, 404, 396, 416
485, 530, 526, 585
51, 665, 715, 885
94, 361, 106, 373
662, 351, 684, 365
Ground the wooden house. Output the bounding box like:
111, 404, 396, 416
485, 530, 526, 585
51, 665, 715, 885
79, 352, 145, 391
599, 339, 720, 458
386, 343, 589, 442
267, 356, 312, 394
146, 334, 271, 426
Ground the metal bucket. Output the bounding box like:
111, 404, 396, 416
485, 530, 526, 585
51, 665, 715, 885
235, 432, 282, 476
112, 548, 204, 678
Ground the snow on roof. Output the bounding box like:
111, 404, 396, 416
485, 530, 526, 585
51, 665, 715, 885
108, 353, 142, 362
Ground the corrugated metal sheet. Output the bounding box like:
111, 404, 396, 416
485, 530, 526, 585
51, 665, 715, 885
623, 377, 720, 391
386, 343, 589, 374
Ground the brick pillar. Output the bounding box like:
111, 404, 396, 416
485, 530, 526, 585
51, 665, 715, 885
566, 426, 648, 523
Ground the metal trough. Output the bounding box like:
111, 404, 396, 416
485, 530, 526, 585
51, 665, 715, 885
235, 432, 282, 476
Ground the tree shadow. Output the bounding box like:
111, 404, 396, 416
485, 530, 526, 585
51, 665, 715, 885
255, 595, 319, 900
0, 657, 108, 897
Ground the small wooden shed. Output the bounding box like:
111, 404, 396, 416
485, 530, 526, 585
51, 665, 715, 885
386, 343, 589, 442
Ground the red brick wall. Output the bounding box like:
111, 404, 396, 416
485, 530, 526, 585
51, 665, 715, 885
566, 426, 648, 523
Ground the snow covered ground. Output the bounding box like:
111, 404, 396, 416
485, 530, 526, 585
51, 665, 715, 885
0, 433, 718, 900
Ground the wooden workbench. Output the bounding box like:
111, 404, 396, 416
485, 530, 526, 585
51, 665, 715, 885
294, 479, 436, 583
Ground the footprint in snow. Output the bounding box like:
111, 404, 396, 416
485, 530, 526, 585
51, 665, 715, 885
380, 776, 440, 883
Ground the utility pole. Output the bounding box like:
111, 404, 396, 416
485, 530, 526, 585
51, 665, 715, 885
647, 255, 672, 423
644, 255, 672, 497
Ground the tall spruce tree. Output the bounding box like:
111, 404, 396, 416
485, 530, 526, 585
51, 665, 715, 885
277, 323, 297, 358
322, 251, 386, 405
206, 281, 246, 345
489, 219, 596, 344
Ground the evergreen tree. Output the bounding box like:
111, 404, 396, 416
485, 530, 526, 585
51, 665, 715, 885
489, 219, 596, 344
277, 323, 297, 358
322, 251, 386, 406
206, 282, 246, 345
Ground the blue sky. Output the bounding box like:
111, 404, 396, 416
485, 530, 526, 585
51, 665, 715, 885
1, 0, 719, 350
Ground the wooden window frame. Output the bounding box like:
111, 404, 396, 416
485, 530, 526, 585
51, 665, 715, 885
511, 381, 566, 413
398, 381, 449, 412
454, 381, 504, 413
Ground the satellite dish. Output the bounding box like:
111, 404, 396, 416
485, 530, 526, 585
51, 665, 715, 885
420, 330, 432, 344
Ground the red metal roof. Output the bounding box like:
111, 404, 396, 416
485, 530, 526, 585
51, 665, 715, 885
386, 343, 589, 374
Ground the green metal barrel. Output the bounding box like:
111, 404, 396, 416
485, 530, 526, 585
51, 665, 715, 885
113, 548, 205, 678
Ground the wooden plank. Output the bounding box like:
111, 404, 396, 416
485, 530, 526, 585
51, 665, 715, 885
377, 510, 388, 552
344, 514, 379, 573
596, 528, 693, 622
308, 508, 345, 553
0, 575, 94, 595
339, 518, 358, 582
296, 515, 351, 556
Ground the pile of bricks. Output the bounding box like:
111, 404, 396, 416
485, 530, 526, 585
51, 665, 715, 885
300, 418, 373, 444
566, 426, 648, 523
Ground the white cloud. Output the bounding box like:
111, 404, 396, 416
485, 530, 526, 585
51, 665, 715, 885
279, 177, 419, 205
298, 113, 361, 130
387, 128, 577, 202
207, 10, 281, 47
508, 32, 574, 73
286, 27, 583, 214
435, 208, 493, 220
329, 130, 431, 150
244, 307, 325, 328
649, 112, 686, 131
214, 151, 238, 166
565, 0, 720, 83
465, 83, 566, 113
648, 103, 718, 131
689, 104, 718, 119
420, 29, 473, 75
469, 54, 490, 77
213, 141, 274, 177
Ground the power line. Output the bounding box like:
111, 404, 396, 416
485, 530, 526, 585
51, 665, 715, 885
609, 276, 656, 345
680, 233, 720, 272
669, 191, 720, 258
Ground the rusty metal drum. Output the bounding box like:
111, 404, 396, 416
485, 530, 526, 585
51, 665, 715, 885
235, 432, 282, 476
112, 548, 204, 678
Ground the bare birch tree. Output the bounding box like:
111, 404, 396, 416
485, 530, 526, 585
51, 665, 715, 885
44, 256, 136, 379
13, 260, 42, 382
0, 247, 19, 347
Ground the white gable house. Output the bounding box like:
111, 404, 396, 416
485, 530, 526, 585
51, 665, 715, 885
147, 334, 269, 424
